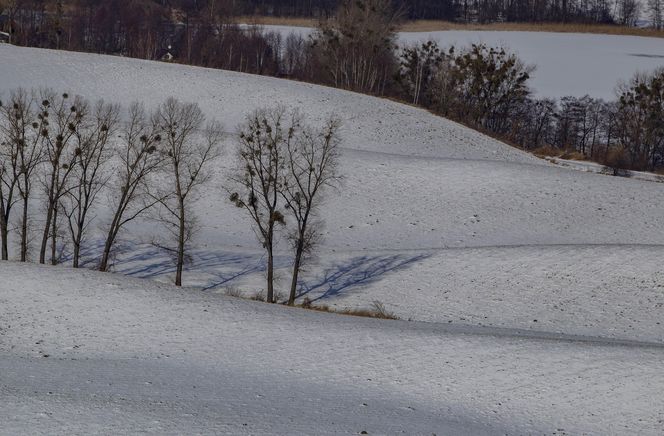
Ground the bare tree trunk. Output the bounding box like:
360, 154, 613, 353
175, 198, 185, 287
99, 212, 122, 272
50, 207, 58, 265
1, 226, 8, 260
99, 236, 113, 271
72, 234, 81, 268
20, 196, 28, 262
39, 197, 54, 264
288, 240, 304, 306
0, 201, 8, 260
266, 239, 274, 304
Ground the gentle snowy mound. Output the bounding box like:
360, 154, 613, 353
1, 262, 663, 435
2, 45, 664, 434
0, 44, 533, 162
3, 45, 664, 342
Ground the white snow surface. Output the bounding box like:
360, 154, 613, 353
259, 25, 664, 99
1, 262, 664, 435
1, 45, 664, 433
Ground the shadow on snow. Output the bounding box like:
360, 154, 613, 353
297, 253, 430, 302
60, 238, 429, 301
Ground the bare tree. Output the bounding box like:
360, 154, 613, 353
399, 41, 443, 106
152, 97, 223, 287
2, 0, 18, 45
62, 100, 119, 268
0, 98, 20, 260
229, 107, 291, 303
0, 149, 17, 260
648, 0, 663, 29
616, 0, 641, 25
99, 102, 164, 272
0, 89, 45, 261
38, 90, 84, 265
281, 116, 341, 306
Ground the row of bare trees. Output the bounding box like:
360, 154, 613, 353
0, 90, 223, 286
0, 89, 341, 292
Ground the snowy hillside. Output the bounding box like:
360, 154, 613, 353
260, 25, 664, 99
2, 262, 663, 435
2, 44, 664, 339
2, 44, 664, 433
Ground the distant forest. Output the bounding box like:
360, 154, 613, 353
0, 0, 652, 57
238, 0, 630, 23
0, 0, 647, 28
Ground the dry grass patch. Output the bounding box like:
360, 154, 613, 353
533, 145, 564, 158
234, 15, 318, 27
399, 20, 664, 38
233, 16, 664, 39
533, 146, 588, 161
224, 285, 243, 298
559, 150, 587, 160
300, 297, 399, 320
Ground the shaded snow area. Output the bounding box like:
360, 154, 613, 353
1, 45, 664, 434
2, 263, 664, 435
259, 25, 664, 99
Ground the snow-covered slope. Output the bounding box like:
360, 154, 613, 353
2, 41, 664, 434
2, 44, 664, 343
260, 25, 664, 99
0, 44, 531, 161
2, 262, 663, 435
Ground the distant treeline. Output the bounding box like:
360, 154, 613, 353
0, 0, 652, 34
239, 0, 640, 24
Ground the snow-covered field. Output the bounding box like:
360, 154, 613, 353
2, 262, 664, 435
2, 44, 664, 434
261, 25, 664, 99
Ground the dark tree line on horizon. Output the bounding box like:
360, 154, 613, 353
0, 0, 652, 45
0, 0, 654, 58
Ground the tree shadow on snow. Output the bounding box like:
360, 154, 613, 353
62, 238, 275, 288
298, 253, 429, 302
60, 238, 429, 298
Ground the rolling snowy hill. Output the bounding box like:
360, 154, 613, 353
2, 262, 663, 435
1, 43, 664, 434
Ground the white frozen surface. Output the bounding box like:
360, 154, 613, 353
1, 45, 664, 433
1, 262, 664, 435
2, 45, 664, 333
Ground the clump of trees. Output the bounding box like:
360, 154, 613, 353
230, 108, 341, 304
0, 89, 224, 286
307, 0, 402, 94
